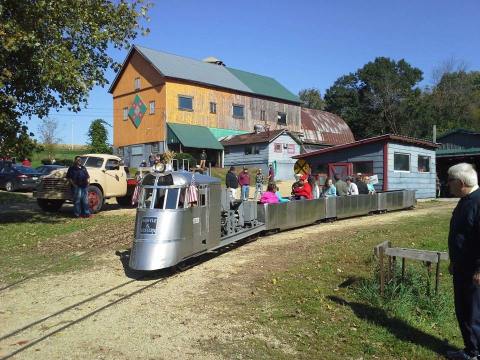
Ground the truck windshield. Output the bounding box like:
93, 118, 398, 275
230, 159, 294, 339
79, 157, 104, 168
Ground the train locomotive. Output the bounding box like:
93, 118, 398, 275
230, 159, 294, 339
129, 171, 416, 271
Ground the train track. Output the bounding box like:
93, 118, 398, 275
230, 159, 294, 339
0, 265, 179, 360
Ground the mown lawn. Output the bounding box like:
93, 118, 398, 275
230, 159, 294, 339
0, 211, 134, 285
212, 204, 460, 359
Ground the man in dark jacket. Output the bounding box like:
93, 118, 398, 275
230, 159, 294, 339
66, 156, 91, 218
225, 166, 239, 200
447, 163, 480, 360
355, 173, 369, 195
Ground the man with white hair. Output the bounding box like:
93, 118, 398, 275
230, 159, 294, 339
447, 163, 480, 360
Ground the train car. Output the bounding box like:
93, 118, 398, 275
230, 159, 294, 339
129, 171, 416, 271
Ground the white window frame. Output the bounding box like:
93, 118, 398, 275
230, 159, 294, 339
134, 77, 141, 91
209, 102, 217, 114
393, 152, 411, 172
123, 107, 128, 121
149, 101, 155, 115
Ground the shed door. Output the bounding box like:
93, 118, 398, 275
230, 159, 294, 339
328, 163, 352, 180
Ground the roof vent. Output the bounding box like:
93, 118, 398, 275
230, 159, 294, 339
254, 124, 265, 134
203, 56, 226, 66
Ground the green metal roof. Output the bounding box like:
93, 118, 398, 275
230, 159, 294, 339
167, 123, 224, 150
436, 147, 480, 157
226, 67, 301, 103
207, 127, 248, 140
110, 46, 301, 104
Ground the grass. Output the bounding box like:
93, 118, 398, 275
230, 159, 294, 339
210, 205, 459, 359
0, 192, 32, 205
30, 144, 88, 167
0, 211, 134, 284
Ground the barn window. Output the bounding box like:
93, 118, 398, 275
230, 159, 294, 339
233, 104, 244, 118
352, 161, 374, 175
178, 96, 193, 111
418, 155, 430, 172
277, 112, 287, 125
149, 101, 155, 114
134, 77, 141, 90
210, 102, 217, 114
260, 110, 266, 121
394, 153, 410, 172
123, 107, 128, 121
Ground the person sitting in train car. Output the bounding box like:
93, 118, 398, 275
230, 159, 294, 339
260, 183, 280, 204
275, 185, 290, 203
322, 177, 337, 197
152, 159, 165, 172
346, 176, 359, 195
293, 174, 313, 200
334, 174, 348, 196
291, 173, 302, 195
355, 173, 369, 194
364, 175, 375, 194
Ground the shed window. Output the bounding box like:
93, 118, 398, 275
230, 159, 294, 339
233, 104, 244, 118
131, 145, 143, 156
210, 102, 217, 114
287, 144, 295, 154
352, 161, 374, 175
178, 96, 193, 111
134, 77, 141, 90
245, 145, 260, 155
260, 110, 266, 121
149, 101, 155, 114
394, 153, 410, 172
418, 155, 430, 173
123, 107, 128, 121
277, 112, 287, 125
274, 143, 282, 153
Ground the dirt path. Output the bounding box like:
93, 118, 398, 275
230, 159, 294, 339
0, 202, 456, 359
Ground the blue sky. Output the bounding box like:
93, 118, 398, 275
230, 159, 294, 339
30, 0, 480, 145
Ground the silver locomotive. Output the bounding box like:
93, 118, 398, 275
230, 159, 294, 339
129, 171, 416, 271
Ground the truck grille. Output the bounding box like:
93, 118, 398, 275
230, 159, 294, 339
36, 178, 72, 200
42, 178, 70, 192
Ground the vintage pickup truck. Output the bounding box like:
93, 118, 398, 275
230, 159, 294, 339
34, 154, 137, 213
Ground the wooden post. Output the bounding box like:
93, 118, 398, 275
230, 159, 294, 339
435, 252, 441, 295
379, 246, 385, 296
392, 256, 397, 281
401, 258, 406, 281
426, 261, 432, 296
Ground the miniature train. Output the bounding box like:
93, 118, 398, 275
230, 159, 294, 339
129, 171, 416, 271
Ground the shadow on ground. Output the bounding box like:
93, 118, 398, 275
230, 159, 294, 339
328, 295, 456, 356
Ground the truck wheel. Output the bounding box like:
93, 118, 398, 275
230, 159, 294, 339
88, 185, 104, 213
5, 181, 15, 192
116, 194, 133, 207
37, 199, 64, 212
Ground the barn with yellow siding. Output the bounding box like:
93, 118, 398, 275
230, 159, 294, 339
109, 45, 302, 168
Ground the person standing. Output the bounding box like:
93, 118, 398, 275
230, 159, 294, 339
446, 163, 480, 360
199, 150, 207, 168
225, 166, 239, 200
268, 163, 275, 183
322, 178, 337, 197
356, 174, 369, 194
238, 167, 250, 201
254, 168, 264, 200
334, 174, 348, 196
66, 156, 91, 218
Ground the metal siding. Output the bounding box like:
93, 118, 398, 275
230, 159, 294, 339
301, 108, 355, 145
387, 143, 436, 198
438, 132, 480, 150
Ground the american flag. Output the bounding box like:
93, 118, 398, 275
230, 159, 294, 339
186, 172, 198, 204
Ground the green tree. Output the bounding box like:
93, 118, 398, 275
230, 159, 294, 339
325, 57, 424, 139
88, 119, 112, 154
298, 88, 325, 110
0, 0, 151, 155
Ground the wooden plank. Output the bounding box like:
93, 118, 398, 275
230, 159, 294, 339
385, 248, 448, 263
374, 240, 391, 256
379, 246, 385, 296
